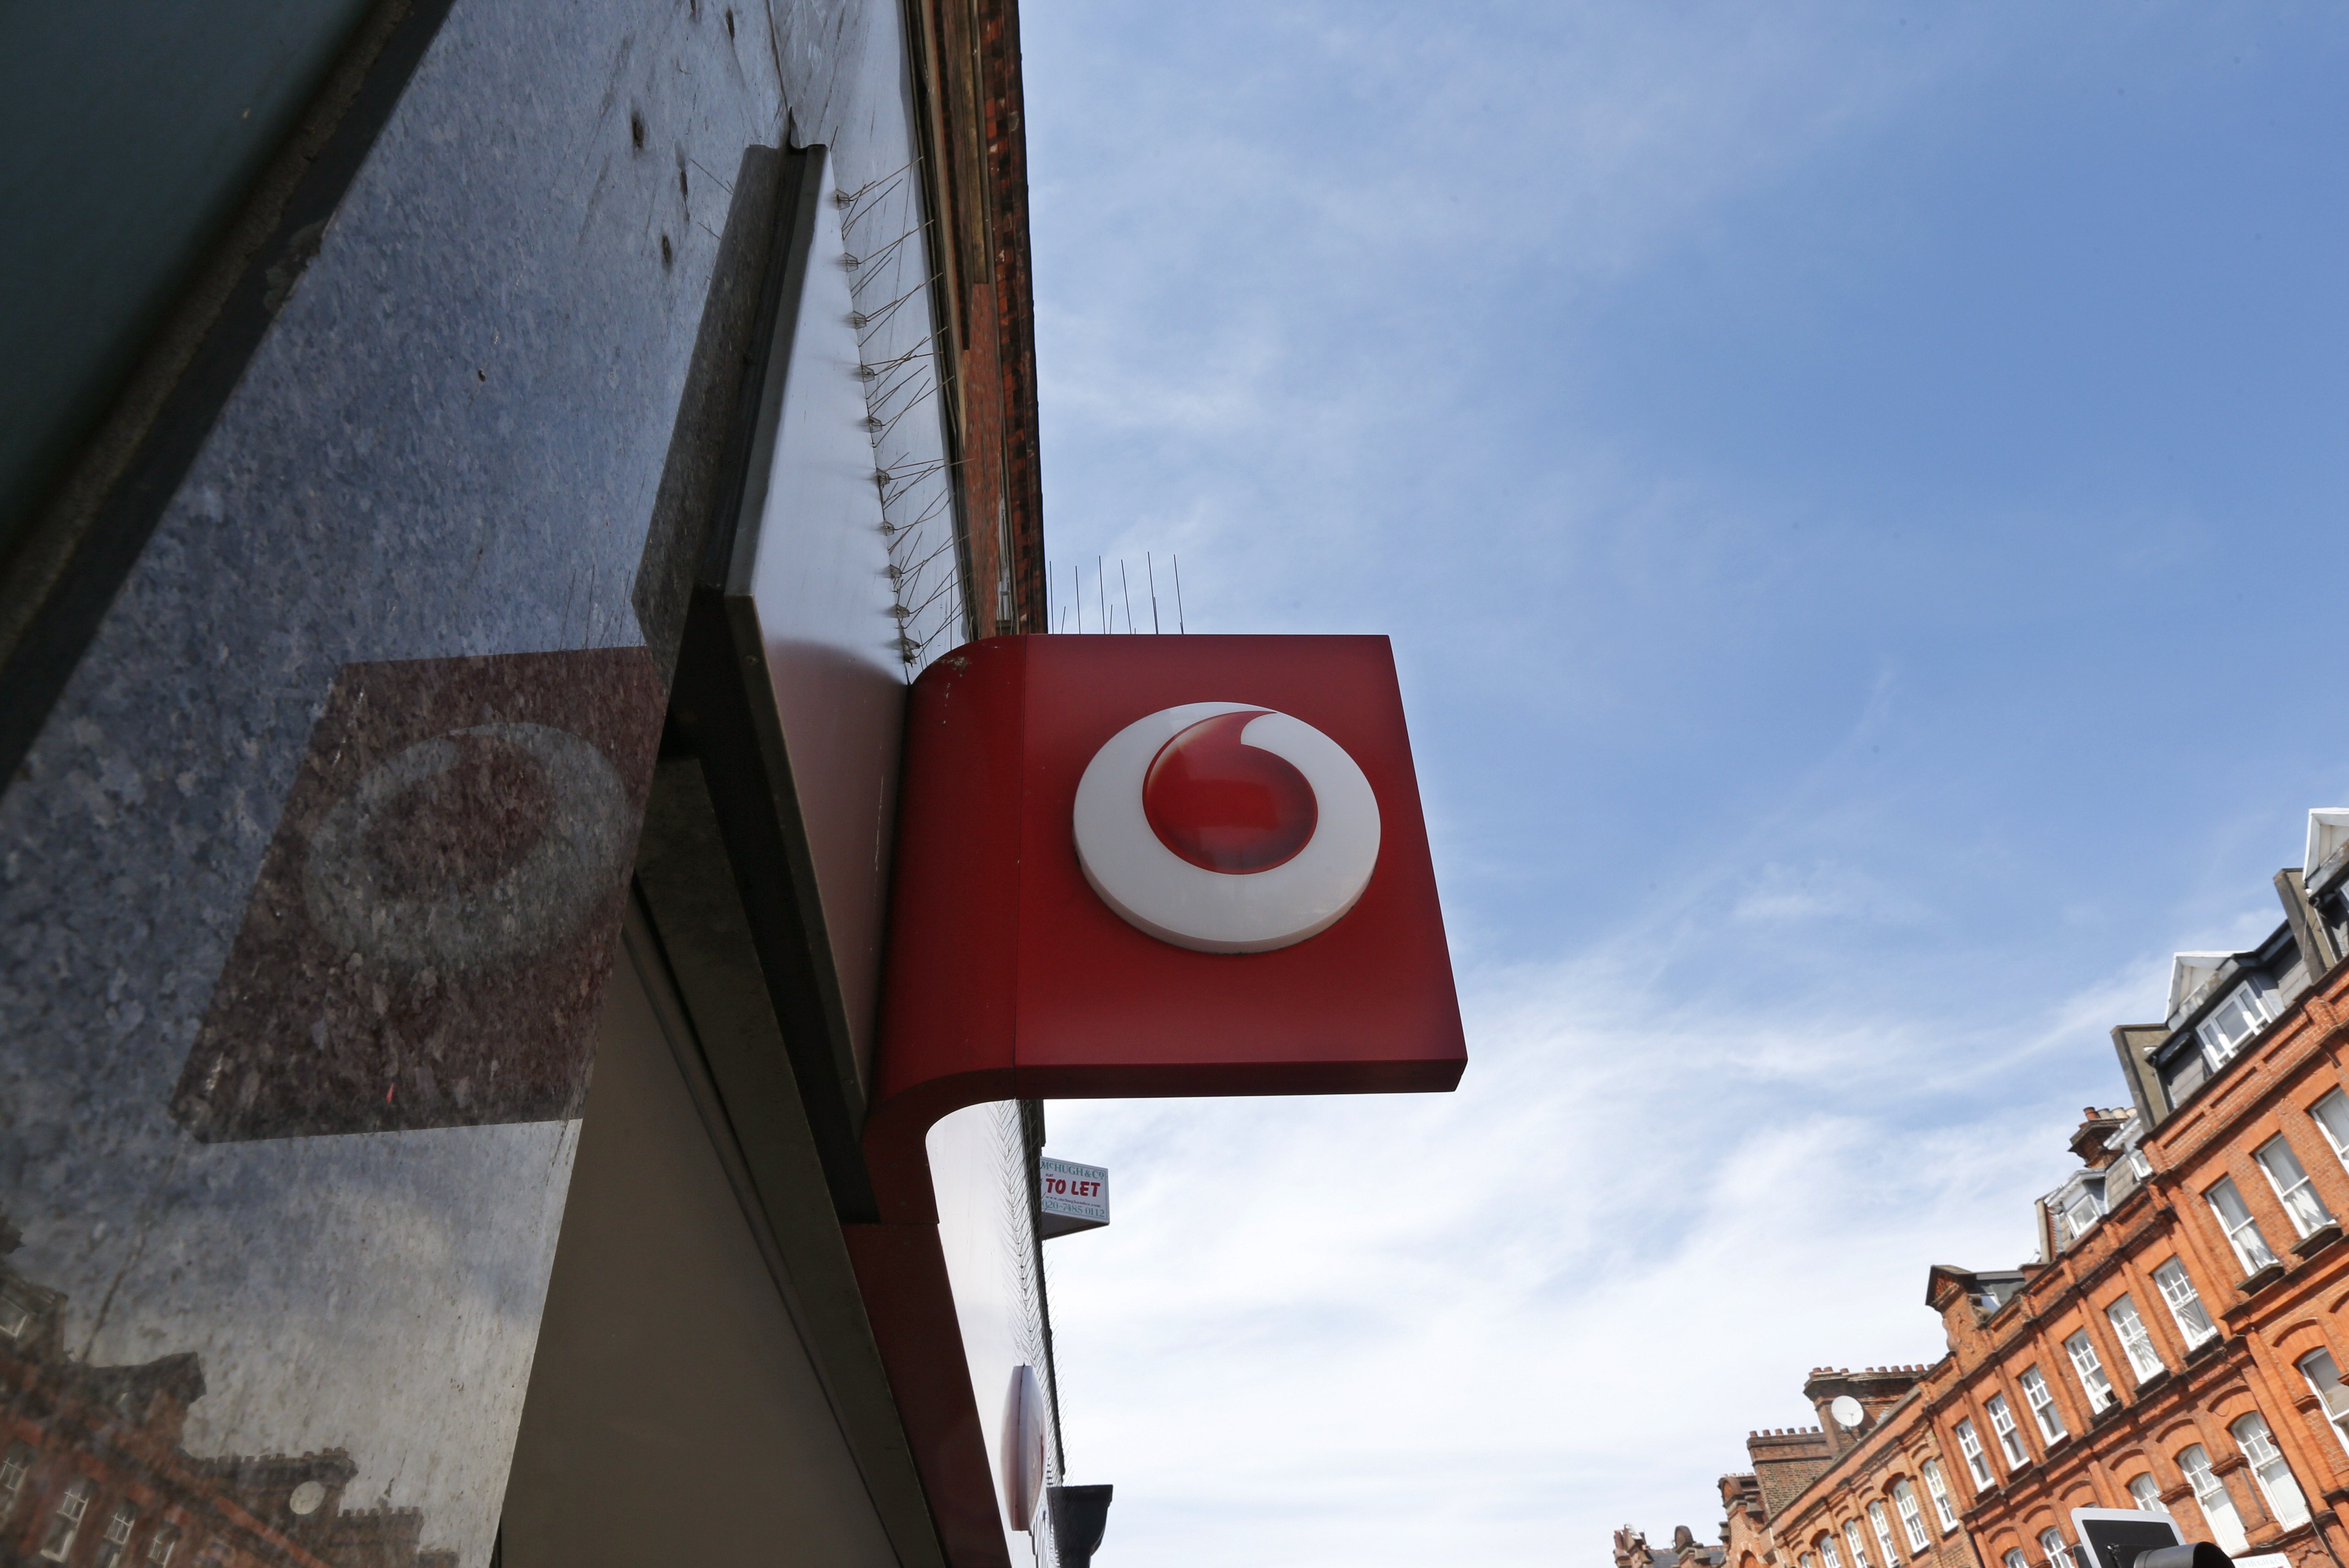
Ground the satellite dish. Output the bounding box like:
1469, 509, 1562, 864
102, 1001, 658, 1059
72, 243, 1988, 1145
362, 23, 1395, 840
1830, 1395, 1866, 1429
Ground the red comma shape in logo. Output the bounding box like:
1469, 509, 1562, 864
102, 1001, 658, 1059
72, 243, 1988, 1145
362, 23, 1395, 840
1073, 702, 1381, 953
1142, 710, 1319, 873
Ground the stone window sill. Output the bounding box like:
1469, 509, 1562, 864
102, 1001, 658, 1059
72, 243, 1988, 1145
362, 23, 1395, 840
2292, 1224, 2342, 1260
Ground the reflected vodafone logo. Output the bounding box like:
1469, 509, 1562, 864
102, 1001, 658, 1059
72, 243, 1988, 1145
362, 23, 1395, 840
1072, 702, 1381, 953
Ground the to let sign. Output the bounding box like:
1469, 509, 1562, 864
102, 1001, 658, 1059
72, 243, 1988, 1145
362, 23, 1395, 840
1039, 1157, 1109, 1239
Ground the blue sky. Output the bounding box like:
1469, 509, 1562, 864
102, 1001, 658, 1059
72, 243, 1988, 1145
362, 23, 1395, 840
1021, 5, 2349, 1563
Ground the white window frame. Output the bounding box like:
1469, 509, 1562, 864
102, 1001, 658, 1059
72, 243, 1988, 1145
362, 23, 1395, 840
2300, 1347, 2349, 1446
2057, 1180, 2106, 1246
94, 1501, 136, 1568
2231, 1411, 2311, 1528
1820, 1535, 1844, 1568
2311, 1089, 2349, 1171
1869, 1499, 1902, 1566
2020, 1365, 2068, 1442
1893, 1480, 1931, 1552
40, 1478, 92, 1563
1987, 1392, 2030, 1468
0, 1299, 29, 1341
1845, 1517, 1874, 1568
1921, 1459, 1960, 1531
2127, 1473, 2168, 1514
2207, 1177, 2280, 1273
2005, 1552, 2028, 1568
2128, 1146, 2153, 1181
2153, 1259, 2217, 1347
2107, 1295, 2167, 1380
1956, 1418, 1995, 1489
2197, 976, 2277, 1070
2039, 1527, 2071, 1568
145, 1526, 179, 1568
2256, 1135, 2336, 1238
2179, 1444, 2248, 1557
2063, 1330, 2115, 1412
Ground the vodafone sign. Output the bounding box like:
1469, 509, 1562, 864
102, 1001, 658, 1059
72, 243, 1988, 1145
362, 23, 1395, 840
868, 634, 1465, 1225
1073, 703, 1380, 953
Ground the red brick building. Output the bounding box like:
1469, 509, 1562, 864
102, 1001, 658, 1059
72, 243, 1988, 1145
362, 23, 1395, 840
1700, 812, 2349, 1568
0, 1210, 450, 1568
1719, 1367, 1978, 1568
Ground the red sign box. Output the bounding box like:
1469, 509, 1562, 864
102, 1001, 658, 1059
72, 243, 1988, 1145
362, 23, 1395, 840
867, 634, 1464, 1220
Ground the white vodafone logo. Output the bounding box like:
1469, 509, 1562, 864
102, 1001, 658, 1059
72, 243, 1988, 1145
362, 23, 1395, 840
1072, 702, 1381, 953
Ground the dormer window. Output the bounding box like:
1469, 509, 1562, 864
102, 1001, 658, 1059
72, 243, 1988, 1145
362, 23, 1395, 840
2058, 1181, 2106, 1246
2196, 977, 2278, 1070
0, 1298, 30, 1341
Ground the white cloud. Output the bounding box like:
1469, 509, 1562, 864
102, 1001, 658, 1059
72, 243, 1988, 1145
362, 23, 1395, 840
1043, 938, 2133, 1567
1015, 2, 2349, 1563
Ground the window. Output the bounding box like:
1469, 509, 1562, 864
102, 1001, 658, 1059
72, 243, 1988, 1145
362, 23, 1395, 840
0, 1446, 30, 1520
1922, 1460, 1960, 1531
2153, 1259, 2217, 1347
2231, 1412, 2311, 1528
2256, 1136, 2336, 1238
1846, 1518, 1873, 1568
1987, 1393, 2030, 1467
2197, 978, 2277, 1070
2129, 1147, 2153, 1181
2020, 1365, 2068, 1442
2059, 1183, 2106, 1245
2301, 1349, 2349, 1444
2208, 1177, 2280, 1272
145, 1527, 179, 1568
1802, 1555, 1819, 1568
0, 1299, 29, 1341
2040, 1527, 2071, 1568
1893, 1480, 1931, 1552
1956, 1418, 1995, 1489
2064, 1331, 2115, 1412
1869, 1499, 1901, 1566
2311, 1089, 2349, 1170
2128, 1474, 2167, 1514
1820, 1535, 1845, 1568
41, 1477, 93, 1562
94, 1502, 135, 1568
2005, 1552, 2028, 1568
2179, 1444, 2248, 1556
2107, 1296, 2167, 1380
